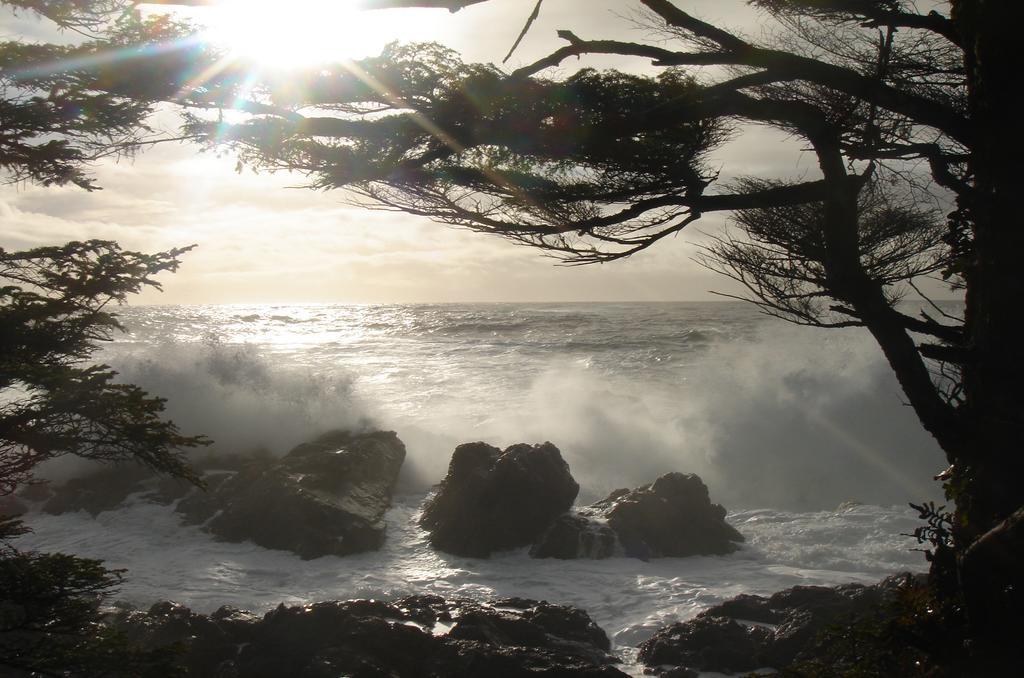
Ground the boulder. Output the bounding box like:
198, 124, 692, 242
201, 430, 406, 559
600, 472, 743, 558
112, 595, 628, 677
0, 494, 28, 517
638, 615, 772, 674
39, 430, 406, 560
420, 441, 579, 557
42, 464, 190, 516
639, 573, 923, 676
40, 451, 272, 518
529, 513, 619, 559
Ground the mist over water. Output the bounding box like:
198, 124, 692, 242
100, 302, 945, 510
20, 302, 944, 668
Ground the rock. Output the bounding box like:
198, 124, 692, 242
40, 453, 252, 518
112, 600, 251, 677
16, 483, 53, 503
760, 581, 895, 667
597, 472, 743, 559
36, 430, 405, 560
697, 593, 780, 625
420, 441, 579, 557
0, 494, 27, 516
175, 470, 239, 525
529, 513, 619, 559
42, 464, 158, 516
638, 615, 772, 674
112, 595, 627, 677
203, 430, 406, 559
639, 573, 923, 676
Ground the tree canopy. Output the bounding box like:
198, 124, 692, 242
0, 240, 209, 495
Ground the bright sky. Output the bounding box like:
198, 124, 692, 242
0, 1, 939, 304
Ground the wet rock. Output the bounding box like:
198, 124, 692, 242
112, 595, 627, 677
698, 593, 780, 625
42, 464, 159, 516
15, 483, 53, 503
529, 513, 619, 559
112, 600, 250, 677
0, 495, 27, 516
598, 472, 743, 559
761, 582, 892, 667
639, 573, 923, 676
639, 615, 772, 674
39, 430, 406, 560
203, 430, 406, 559
420, 441, 579, 557
175, 470, 239, 525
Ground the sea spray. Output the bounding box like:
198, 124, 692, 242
107, 336, 374, 457
84, 303, 945, 508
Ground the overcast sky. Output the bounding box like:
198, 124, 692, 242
0, 1, 942, 304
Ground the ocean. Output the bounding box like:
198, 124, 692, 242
19, 302, 944, 674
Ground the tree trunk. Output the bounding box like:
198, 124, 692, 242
949, 0, 1024, 659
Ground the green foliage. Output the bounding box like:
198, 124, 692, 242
0, 3, 218, 190
0, 240, 204, 675
0, 539, 185, 676
2, 1, 134, 32
204, 42, 724, 261
907, 501, 954, 554
0, 240, 210, 495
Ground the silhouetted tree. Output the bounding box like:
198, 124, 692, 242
2, 7, 213, 673
0, 240, 208, 676
0, 240, 208, 494
0, 0, 226, 189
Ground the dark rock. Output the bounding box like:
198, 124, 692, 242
599, 472, 743, 558
42, 464, 157, 516
203, 430, 406, 559
639, 573, 923, 676
420, 441, 579, 557
142, 475, 196, 505
0, 494, 27, 516
639, 616, 772, 674
112, 600, 250, 677
39, 430, 406, 560
15, 483, 53, 503
762, 582, 891, 667
529, 513, 619, 559
112, 595, 627, 678
175, 470, 239, 525
698, 593, 780, 625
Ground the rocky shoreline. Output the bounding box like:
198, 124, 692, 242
37, 430, 743, 563
11, 429, 927, 675
92, 573, 924, 677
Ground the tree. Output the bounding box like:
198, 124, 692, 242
0, 240, 209, 676
1, 1, 226, 190
2, 6, 214, 673
164, 0, 1018, 663
0, 240, 208, 494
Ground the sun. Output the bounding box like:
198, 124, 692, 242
194, 0, 442, 68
